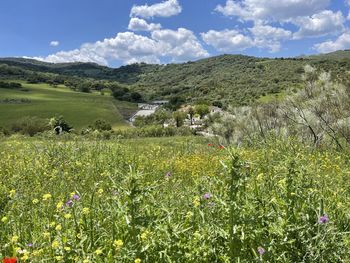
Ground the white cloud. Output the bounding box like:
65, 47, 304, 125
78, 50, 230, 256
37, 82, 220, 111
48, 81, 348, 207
128, 18, 162, 32
293, 10, 345, 39
130, 0, 182, 19
249, 24, 292, 41
34, 29, 208, 65
314, 32, 350, 53
201, 29, 253, 52
152, 28, 209, 61
50, 41, 60, 47
215, 0, 330, 22
249, 24, 292, 52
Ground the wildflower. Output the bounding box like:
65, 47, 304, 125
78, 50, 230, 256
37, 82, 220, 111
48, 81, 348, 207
72, 194, 80, 201
55, 224, 62, 231
97, 189, 104, 195
257, 247, 266, 256
141, 230, 150, 241
1, 216, 8, 223
42, 193, 52, 201
208, 143, 213, 147
2, 257, 17, 263
203, 193, 211, 200
11, 236, 19, 243
82, 207, 90, 215
55, 256, 63, 261
49, 221, 56, 227
43, 232, 50, 239
135, 258, 141, 263
185, 211, 193, 219
218, 145, 225, 149
83, 259, 90, 263
32, 199, 39, 204
27, 243, 33, 247
64, 246, 71, 251
65, 200, 73, 207
64, 213, 72, 219
20, 253, 29, 261
319, 214, 329, 224
193, 196, 200, 207
51, 240, 60, 249
94, 248, 103, 255
165, 171, 171, 178
9, 189, 16, 198
56, 201, 64, 210
114, 239, 123, 250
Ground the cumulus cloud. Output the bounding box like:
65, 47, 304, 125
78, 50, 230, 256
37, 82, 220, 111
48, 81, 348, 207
249, 24, 292, 52
201, 29, 253, 52
130, 0, 182, 19
314, 32, 350, 53
215, 0, 330, 22
50, 41, 60, 47
34, 29, 208, 65
128, 18, 162, 32
293, 10, 345, 39
201, 25, 292, 53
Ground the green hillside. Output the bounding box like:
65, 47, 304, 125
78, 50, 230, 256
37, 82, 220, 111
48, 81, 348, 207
0, 82, 137, 130
2, 52, 350, 107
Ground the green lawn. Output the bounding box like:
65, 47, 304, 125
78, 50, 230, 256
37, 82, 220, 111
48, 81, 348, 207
0, 82, 137, 130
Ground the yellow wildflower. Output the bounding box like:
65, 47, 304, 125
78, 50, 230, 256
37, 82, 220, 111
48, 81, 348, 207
193, 196, 200, 207
64, 213, 72, 219
42, 193, 52, 201
141, 230, 150, 241
114, 239, 123, 250
95, 248, 103, 255
55, 256, 63, 261
135, 258, 141, 263
43, 232, 50, 238
11, 235, 19, 243
52, 240, 60, 249
56, 201, 64, 210
55, 224, 62, 231
97, 188, 104, 196
82, 207, 90, 215
64, 246, 71, 251
1, 216, 8, 223
32, 199, 39, 204
9, 189, 16, 198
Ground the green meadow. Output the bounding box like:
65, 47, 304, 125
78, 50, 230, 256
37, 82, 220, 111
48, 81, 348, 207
0, 82, 137, 130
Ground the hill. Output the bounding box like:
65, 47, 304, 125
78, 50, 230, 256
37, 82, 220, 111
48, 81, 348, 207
0, 82, 137, 130
1, 51, 350, 107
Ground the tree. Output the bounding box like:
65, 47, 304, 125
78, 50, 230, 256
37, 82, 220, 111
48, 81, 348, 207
187, 106, 195, 125
195, 104, 210, 119
172, 111, 186, 128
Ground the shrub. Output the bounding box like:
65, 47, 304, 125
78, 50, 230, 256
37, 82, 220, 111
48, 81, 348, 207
11, 116, 50, 136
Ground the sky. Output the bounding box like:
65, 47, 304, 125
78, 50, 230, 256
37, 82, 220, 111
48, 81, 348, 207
1, 0, 350, 67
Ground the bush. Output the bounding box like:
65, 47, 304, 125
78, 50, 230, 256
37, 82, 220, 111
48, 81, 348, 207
11, 116, 50, 136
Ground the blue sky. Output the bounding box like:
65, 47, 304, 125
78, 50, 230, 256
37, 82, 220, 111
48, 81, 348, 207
1, 0, 350, 67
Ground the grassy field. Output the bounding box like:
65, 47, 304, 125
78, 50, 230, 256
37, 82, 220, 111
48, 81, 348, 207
0, 82, 137, 130
1, 136, 350, 262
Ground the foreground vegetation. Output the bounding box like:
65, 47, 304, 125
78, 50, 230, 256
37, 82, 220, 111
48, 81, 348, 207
1, 136, 350, 262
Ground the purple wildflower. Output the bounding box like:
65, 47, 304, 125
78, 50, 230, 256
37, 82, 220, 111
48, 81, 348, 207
27, 243, 33, 247
72, 194, 80, 201
203, 193, 211, 200
165, 172, 171, 178
65, 199, 73, 207
257, 247, 266, 256
318, 214, 329, 224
